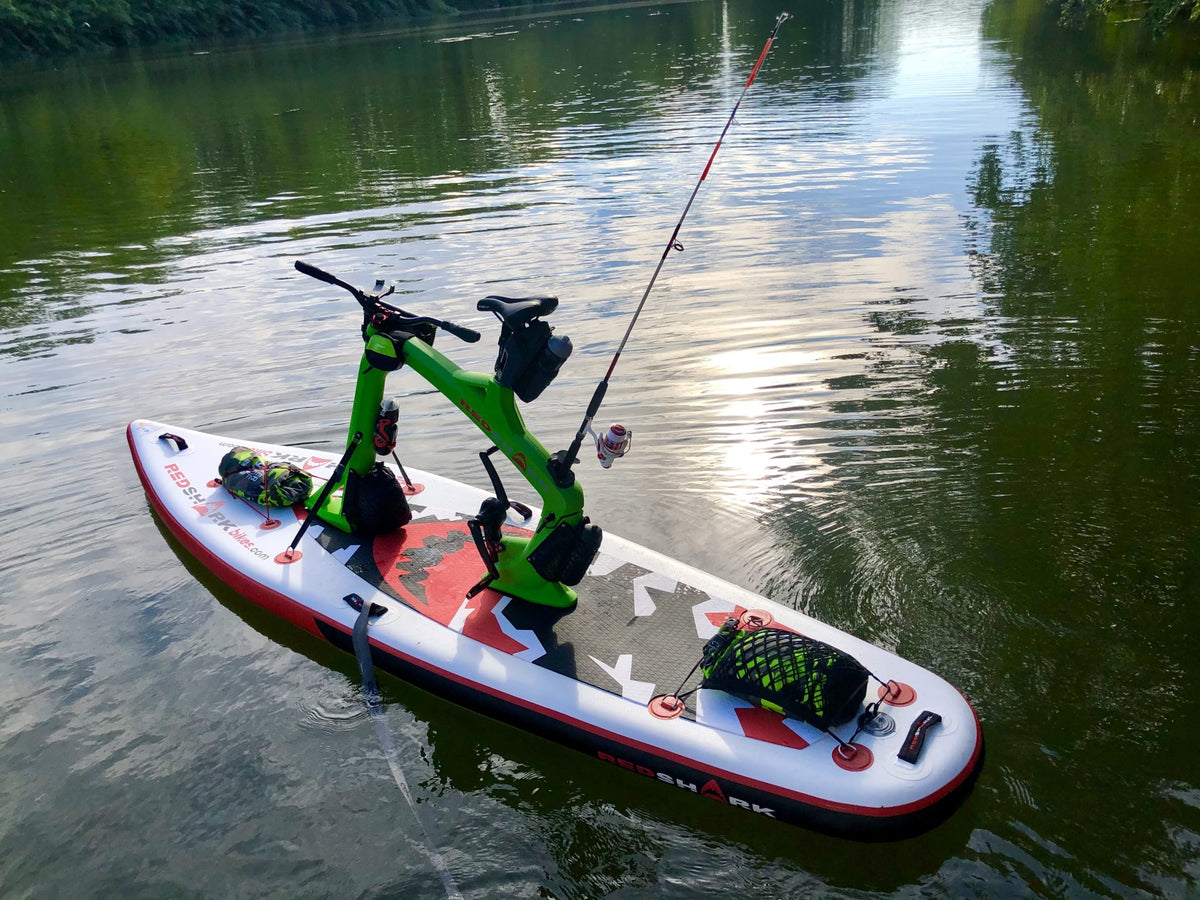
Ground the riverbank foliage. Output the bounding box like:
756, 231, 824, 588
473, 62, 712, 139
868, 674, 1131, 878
0, 0, 504, 62
4, 1, 1197, 63
1055, 0, 1200, 30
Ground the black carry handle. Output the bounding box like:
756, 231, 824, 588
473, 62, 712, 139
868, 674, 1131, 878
898, 710, 942, 764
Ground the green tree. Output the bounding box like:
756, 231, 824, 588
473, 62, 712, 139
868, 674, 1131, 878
0, 0, 474, 62
1055, 0, 1200, 31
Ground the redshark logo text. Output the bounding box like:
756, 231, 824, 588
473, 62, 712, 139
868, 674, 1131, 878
165, 463, 269, 561
457, 402, 545, 486
198, 506, 271, 560
595, 751, 776, 818
164, 463, 205, 505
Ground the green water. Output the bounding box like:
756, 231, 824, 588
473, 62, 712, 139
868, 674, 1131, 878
1, 0, 1198, 896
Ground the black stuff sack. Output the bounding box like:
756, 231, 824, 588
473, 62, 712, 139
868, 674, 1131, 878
343, 461, 411, 536
218, 446, 313, 508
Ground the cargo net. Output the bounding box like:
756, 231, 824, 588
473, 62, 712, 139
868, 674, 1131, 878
700, 625, 870, 731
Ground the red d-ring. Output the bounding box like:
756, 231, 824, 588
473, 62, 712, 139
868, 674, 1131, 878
878, 681, 917, 707
739, 609, 774, 630
648, 695, 686, 720
832, 742, 874, 772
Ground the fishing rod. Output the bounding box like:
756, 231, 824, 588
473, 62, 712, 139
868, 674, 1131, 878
551, 11, 792, 486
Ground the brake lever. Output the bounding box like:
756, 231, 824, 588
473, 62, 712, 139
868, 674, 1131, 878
370, 306, 480, 344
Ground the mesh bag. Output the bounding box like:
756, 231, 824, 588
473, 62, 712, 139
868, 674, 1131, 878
218, 447, 313, 508
701, 626, 869, 729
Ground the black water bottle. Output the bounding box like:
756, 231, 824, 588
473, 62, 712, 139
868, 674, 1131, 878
516, 332, 572, 402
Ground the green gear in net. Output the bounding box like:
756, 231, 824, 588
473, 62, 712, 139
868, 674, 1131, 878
701, 626, 869, 729
218, 446, 313, 508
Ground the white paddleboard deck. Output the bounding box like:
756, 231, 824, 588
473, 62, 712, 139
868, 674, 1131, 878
128, 418, 982, 838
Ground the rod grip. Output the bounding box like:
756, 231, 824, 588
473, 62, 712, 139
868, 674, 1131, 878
555, 380, 611, 483
584, 380, 609, 419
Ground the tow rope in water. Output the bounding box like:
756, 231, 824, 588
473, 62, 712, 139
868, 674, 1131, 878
351, 597, 464, 900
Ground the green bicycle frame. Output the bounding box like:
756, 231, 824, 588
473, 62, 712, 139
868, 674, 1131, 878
309, 320, 586, 608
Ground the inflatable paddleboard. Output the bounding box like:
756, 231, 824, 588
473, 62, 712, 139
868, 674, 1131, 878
128, 418, 982, 839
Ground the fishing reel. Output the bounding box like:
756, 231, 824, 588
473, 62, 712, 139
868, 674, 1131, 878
588, 423, 632, 469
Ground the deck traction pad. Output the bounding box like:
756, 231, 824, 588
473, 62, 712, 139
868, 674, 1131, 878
317, 512, 726, 718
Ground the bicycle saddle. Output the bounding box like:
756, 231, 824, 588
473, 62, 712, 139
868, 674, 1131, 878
477, 295, 558, 328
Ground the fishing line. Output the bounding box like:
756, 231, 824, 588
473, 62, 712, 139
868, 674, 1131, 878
351, 598, 464, 900
553, 11, 792, 481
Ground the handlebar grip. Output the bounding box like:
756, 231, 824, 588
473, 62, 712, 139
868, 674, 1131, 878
440, 321, 481, 343
294, 259, 339, 285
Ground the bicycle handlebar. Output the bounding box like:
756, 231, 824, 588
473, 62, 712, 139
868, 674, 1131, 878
436, 319, 482, 343
294, 259, 480, 343
294, 259, 342, 287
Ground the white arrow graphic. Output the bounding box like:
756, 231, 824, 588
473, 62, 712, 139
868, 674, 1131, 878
632, 572, 676, 617
589, 653, 656, 704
